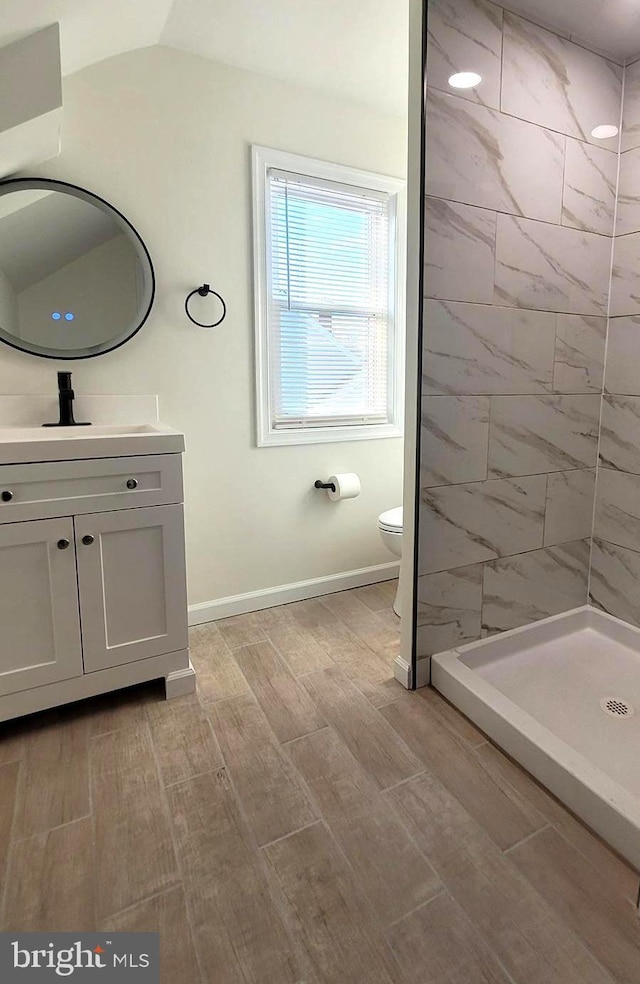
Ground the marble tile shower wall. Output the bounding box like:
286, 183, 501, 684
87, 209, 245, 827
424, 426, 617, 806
418, 0, 623, 657
591, 57, 640, 628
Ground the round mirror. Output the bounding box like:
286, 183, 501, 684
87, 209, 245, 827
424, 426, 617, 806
0, 178, 155, 359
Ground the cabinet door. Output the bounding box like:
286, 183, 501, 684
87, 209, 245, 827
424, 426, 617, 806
75, 504, 189, 672
0, 518, 83, 696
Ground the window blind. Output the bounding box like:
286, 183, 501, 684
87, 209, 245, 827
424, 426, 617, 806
266, 168, 395, 430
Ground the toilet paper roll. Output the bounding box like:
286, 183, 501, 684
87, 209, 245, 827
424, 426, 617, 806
327, 473, 361, 501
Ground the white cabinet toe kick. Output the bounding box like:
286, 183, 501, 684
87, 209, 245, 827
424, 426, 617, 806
0, 447, 194, 722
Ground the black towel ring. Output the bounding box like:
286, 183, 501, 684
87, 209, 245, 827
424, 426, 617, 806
185, 283, 227, 328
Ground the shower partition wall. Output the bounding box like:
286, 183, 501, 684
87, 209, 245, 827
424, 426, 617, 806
417, 0, 631, 671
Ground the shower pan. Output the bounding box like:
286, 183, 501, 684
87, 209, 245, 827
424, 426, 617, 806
432, 607, 640, 870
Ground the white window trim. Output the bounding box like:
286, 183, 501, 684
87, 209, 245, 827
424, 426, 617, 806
252, 145, 406, 447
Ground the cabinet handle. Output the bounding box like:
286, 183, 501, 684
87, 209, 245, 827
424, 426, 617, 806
57, 538, 70, 550
82, 534, 95, 546
1, 490, 13, 502
126, 478, 138, 490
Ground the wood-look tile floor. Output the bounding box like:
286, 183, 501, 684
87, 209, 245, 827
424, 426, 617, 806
1, 580, 639, 983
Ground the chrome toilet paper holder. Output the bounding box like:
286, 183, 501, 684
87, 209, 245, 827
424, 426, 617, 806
314, 479, 337, 493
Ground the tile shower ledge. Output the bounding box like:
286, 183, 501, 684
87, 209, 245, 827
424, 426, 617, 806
431, 606, 640, 873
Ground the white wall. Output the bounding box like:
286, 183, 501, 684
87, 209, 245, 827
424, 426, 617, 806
0, 266, 17, 338
0, 45, 406, 606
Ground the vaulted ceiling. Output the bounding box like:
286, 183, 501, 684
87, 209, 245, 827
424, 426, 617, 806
0, 0, 640, 122
0, 0, 409, 116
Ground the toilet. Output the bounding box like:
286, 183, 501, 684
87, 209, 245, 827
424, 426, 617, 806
377, 506, 403, 616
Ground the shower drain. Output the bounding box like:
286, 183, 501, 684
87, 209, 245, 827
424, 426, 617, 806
600, 697, 635, 718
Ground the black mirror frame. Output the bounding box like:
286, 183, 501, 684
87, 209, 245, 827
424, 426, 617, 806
0, 177, 155, 360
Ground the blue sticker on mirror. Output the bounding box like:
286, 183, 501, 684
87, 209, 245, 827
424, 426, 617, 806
65, 312, 75, 321
51, 312, 61, 321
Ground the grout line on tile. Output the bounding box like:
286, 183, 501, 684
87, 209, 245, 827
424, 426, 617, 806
11, 812, 93, 846
480, 557, 497, 635
380, 770, 427, 793
258, 818, 323, 851
162, 761, 226, 790
368, 694, 405, 710
559, 134, 568, 226
541, 473, 550, 548
101, 885, 186, 926
280, 725, 331, 747
504, 823, 552, 854
198, 688, 249, 707
385, 887, 447, 930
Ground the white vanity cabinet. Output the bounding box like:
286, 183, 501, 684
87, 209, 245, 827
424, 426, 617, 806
0, 449, 193, 722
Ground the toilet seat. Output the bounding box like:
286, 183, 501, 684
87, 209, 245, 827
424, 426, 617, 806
377, 507, 403, 615
378, 506, 403, 533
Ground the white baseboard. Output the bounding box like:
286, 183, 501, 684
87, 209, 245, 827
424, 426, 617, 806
188, 562, 400, 625
394, 655, 412, 689
393, 654, 431, 690
165, 661, 197, 699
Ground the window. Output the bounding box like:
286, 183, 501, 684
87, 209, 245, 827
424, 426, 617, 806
252, 146, 405, 446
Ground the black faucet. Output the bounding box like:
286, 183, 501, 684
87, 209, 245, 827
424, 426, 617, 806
42, 372, 91, 427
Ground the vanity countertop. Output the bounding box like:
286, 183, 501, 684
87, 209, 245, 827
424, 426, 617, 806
0, 422, 184, 465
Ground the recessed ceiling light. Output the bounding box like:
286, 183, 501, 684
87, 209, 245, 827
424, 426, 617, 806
448, 72, 482, 90
591, 124, 619, 139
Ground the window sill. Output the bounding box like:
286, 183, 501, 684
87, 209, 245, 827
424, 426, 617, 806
257, 423, 403, 447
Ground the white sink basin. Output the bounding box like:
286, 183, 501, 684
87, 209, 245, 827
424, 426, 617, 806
0, 421, 185, 464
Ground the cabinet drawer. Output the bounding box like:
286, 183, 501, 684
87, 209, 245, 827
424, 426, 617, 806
0, 454, 183, 523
